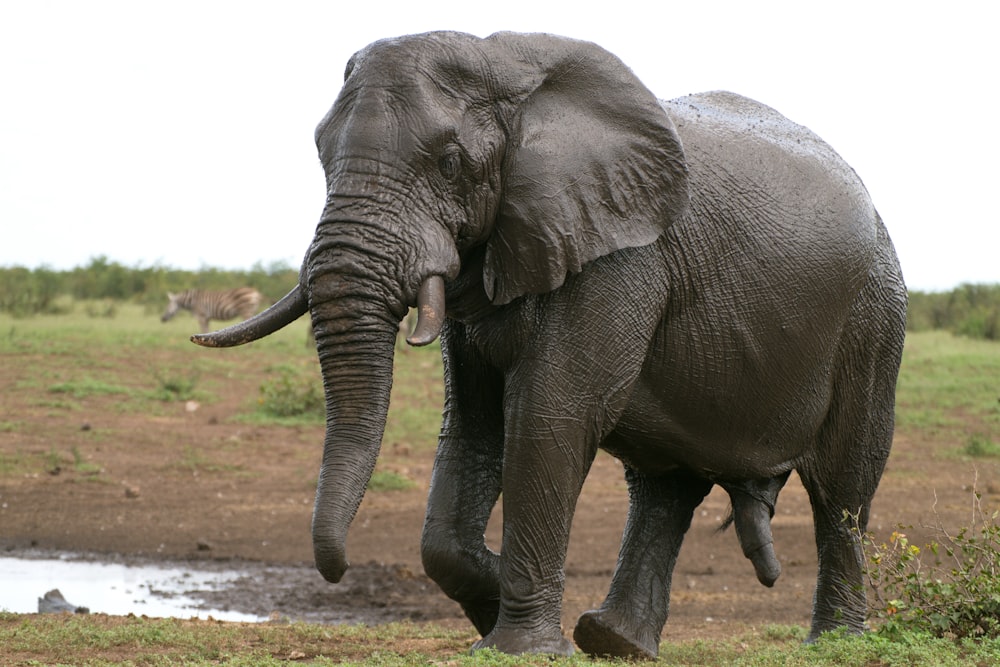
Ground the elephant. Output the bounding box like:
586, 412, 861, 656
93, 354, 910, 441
191, 31, 907, 659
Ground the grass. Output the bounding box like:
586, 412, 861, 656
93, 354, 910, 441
171, 445, 248, 476
0, 449, 28, 475
893, 330, 1000, 451
0, 446, 103, 478
149, 366, 203, 401
368, 469, 417, 491
1, 614, 998, 666
48, 377, 131, 398
963, 433, 1000, 458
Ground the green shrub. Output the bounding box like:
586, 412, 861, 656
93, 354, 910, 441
857, 491, 1000, 640
907, 284, 1000, 340
367, 469, 416, 491
150, 367, 201, 401
257, 368, 324, 418
48, 377, 129, 398
963, 434, 1000, 458
84, 300, 118, 318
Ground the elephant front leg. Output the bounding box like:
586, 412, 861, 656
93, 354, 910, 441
574, 468, 713, 659
421, 326, 505, 636
472, 406, 599, 657
421, 440, 503, 635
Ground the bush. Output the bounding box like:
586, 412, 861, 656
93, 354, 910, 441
150, 368, 201, 402
908, 284, 1000, 340
857, 489, 1000, 639
0, 257, 300, 315
257, 368, 324, 418
367, 469, 416, 491
964, 434, 1000, 458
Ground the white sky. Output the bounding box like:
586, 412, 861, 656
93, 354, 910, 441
1, 1, 996, 292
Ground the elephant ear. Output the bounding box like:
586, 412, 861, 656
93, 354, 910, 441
482, 33, 690, 305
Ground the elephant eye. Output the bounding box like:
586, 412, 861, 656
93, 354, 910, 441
438, 152, 462, 182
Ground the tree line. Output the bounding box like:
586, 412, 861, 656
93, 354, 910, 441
1, 258, 998, 340
0, 256, 298, 317
906, 283, 1000, 340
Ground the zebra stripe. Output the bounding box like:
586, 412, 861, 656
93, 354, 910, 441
161, 287, 264, 333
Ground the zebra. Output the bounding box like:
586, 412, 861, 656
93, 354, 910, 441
161, 287, 264, 333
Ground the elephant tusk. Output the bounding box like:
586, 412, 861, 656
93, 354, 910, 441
190, 285, 308, 347
406, 275, 445, 346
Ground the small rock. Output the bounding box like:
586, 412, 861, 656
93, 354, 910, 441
80, 423, 91, 431
196, 539, 212, 551
185, 400, 200, 413
38, 589, 89, 614
124, 485, 141, 499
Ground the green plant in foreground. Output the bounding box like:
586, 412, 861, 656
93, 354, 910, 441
857, 489, 1000, 640
48, 377, 130, 398
256, 368, 325, 418
150, 366, 202, 401
174, 445, 243, 475
963, 433, 1000, 458
367, 469, 416, 491
70, 445, 102, 475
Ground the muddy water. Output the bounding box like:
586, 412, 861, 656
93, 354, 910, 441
0, 551, 461, 626
0, 554, 260, 621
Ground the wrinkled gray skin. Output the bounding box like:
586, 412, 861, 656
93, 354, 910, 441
192, 31, 907, 659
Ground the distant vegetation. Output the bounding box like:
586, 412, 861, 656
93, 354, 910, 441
1, 257, 998, 340
906, 283, 1000, 340
0, 256, 298, 317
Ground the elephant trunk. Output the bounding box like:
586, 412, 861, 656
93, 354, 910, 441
310, 273, 447, 582
310, 302, 398, 583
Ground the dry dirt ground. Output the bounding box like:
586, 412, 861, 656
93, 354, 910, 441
2, 345, 998, 648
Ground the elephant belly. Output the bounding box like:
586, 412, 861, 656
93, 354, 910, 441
604, 356, 833, 480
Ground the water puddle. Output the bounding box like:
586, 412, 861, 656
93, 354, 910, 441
0, 554, 262, 622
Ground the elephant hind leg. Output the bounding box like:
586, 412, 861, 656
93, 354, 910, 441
800, 255, 905, 642
720, 472, 790, 587
573, 468, 712, 660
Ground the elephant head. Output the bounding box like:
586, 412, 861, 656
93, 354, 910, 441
191, 31, 689, 584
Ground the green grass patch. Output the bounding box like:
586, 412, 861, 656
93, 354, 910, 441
367, 469, 417, 491
1, 614, 998, 666
0, 446, 104, 478
71, 445, 103, 475
894, 331, 1000, 444
963, 433, 1000, 458
384, 347, 444, 455
171, 445, 246, 476
253, 365, 325, 420
48, 377, 130, 398
0, 449, 29, 475
149, 366, 203, 402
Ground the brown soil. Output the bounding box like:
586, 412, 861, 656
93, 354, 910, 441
2, 341, 998, 649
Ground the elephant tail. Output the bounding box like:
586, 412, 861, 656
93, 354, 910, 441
190, 285, 308, 347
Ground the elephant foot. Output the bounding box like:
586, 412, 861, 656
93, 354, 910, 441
471, 625, 574, 657
573, 610, 658, 660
